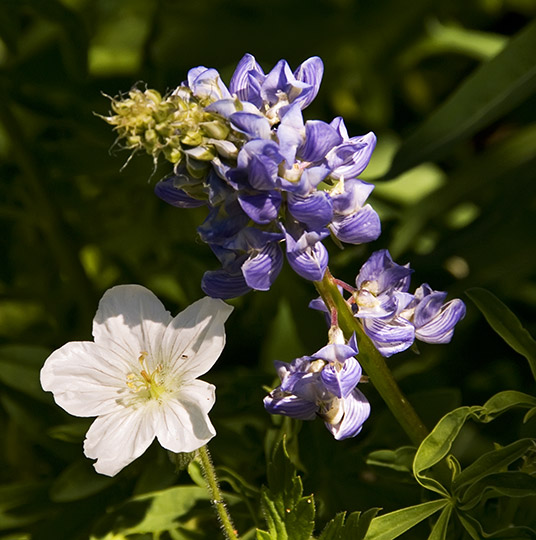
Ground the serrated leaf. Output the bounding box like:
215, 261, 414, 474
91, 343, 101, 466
385, 18, 536, 178
364, 499, 448, 540
466, 288, 536, 380
258, 440, 315, 540
319, 509, 379, 540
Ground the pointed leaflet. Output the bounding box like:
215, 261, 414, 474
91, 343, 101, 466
385, 19, 536, 178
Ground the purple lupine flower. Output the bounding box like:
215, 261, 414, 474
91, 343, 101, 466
201, 227, 284, 298
281, 222, 330, 282
229, 54, 324, 122
264, 331, 370, 440
329, 178, 381, 245
402, 284, 466, 344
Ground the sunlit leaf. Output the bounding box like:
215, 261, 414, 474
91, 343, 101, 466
364, 499, 448, 540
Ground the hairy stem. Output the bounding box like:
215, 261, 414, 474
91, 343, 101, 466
198, 445, 239, 540
314, 268, 429, 446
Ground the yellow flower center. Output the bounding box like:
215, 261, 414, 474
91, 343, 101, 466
126, 351, 166, 401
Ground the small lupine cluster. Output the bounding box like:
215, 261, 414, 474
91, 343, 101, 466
311, 249, 467, 357
264, 328, 371, 440
106, 54, 380, 298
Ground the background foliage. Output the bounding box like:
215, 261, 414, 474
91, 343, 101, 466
1, 0, 535, 538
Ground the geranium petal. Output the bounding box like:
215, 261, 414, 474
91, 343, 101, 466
155, 380, 216, 453
40, 341, 127, 417
83, 406, 155, 476
161, 297, 233, 381
92, 285, 172, 367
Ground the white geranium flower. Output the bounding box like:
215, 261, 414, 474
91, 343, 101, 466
40, 284, 233, 477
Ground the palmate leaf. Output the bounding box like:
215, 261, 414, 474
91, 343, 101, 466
384, 18, 536, 178
256, 440, 315, 540
413, 391, 536, 496
466, 287, 536, 380
364, 499, 449, 540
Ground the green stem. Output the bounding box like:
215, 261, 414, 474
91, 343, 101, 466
314, 268, 429, 446
197, 445, 239, 540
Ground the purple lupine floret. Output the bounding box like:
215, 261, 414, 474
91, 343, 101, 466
229, 54, 324, 122
264, 332, 370, 440
404, 284, 467, 344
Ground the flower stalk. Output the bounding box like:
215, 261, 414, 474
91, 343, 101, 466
314, 268, 429, 446
197, 445, 239, 540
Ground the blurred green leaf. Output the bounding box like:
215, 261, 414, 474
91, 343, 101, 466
388, 122, 536, 258
50, 459, 116, 502
364, 499, 448, 540
458, 511, 536, 539
0, 345, 50, 402
466, 287, 536, 380
386, 18, 536, 178
0, 482, 50, 530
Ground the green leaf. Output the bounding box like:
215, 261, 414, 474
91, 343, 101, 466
364, 499, 448, 540
413, 392, 536, 496
413, 406, 477, 496
466, 288, 536, 380
452, 439, 535, 496
257, 440, 315, 540
50, 459, 116, 502
457, 511, 536, 539
94, 485, 212, 538
0, 345, 51, 402
385, 18, 536, 178
319, 509, 380, 540
366, 446, 416, 474
0, 482, 50, 530
459, 471, 536, 510
428, 504, 453, 540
